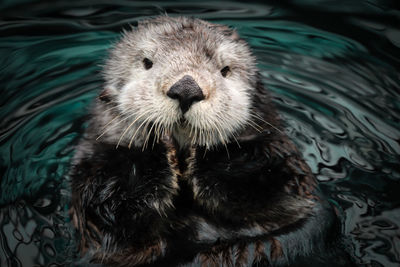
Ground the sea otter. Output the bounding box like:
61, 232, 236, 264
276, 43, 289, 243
70, 16, 354, 266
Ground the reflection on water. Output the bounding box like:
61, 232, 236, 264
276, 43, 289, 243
0, 1, 399, 266
0, 182, 75, 266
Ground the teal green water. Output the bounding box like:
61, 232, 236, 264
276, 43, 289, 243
1, 1, 399, 266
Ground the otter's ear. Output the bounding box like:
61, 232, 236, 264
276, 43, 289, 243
207, 23, 240, 41
98, 88, 112, 103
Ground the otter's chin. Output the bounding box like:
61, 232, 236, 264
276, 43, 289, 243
179, 117, 187, 126
170, 128, 230, 149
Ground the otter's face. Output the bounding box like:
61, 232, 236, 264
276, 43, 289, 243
102, 17, 257, 149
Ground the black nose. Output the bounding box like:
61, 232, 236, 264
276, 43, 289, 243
167, 75, 205, 113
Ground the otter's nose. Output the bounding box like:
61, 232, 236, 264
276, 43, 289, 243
167, 75, 205, 113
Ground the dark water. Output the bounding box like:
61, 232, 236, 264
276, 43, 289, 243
0, 1, 399, 266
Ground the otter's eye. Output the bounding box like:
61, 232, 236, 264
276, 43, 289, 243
143, 58, 153, 70
220, 66, 230, 77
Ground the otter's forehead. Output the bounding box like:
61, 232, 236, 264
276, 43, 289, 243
134, 17, 245, 54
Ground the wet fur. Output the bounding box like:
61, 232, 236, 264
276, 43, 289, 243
70, 17, 354, 266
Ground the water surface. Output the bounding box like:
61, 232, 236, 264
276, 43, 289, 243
1, 1, 399, 266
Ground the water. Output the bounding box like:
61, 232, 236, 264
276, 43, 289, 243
0, 1, 399, 266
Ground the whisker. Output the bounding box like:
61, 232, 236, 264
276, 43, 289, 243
143, 118, 159, 151
102, 102, 123, 114
250, 124, 263, 133
223, 142, 230, 159
214, 119, 230, 158
152, 122, 161, 149
154, 120, 163, 145
250, 112, 282, 134
96, 115, 121, 140
246, 120, 263, 133
231, 132, 241, 148
246, 114, 264, 130
116, 111, 151, 148
212, 118, 226, 145
202, 144, 208, 158
96, 112, 135, 141
128, 115, 153, 149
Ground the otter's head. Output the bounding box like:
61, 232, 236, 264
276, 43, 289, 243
101, 16, 258, 149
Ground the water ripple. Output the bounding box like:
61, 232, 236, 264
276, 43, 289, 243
0, 1, 399, 266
